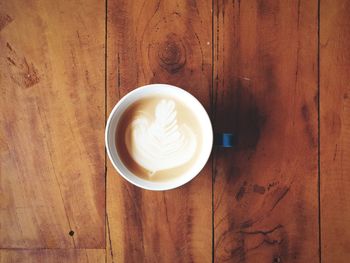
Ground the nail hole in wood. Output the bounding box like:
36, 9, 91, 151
69, 230, 74, 236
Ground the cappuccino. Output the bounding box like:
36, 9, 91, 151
115, 96, 203, 182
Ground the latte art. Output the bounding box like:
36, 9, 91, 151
125, 100, 197, 175
115, 95, 203, 182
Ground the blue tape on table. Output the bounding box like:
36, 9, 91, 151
214, 133, 234, 147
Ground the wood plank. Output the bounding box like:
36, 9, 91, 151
106, 0, 212, 262
0, 0, 105, 248
213, 0, 319, 262
320, 0, 350, 262
0, 249, 105, 263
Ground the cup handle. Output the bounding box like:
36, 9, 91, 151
214, 133, 234, 148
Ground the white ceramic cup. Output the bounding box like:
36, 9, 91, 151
105, 84, 213, 191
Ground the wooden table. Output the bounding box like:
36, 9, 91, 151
0, 0, 349, 262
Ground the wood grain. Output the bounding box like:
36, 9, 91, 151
320, 0, 350, 262
0, 249, 105, 263
213, 0, 319, 262
1, 0, 349, 261
106, 0, 212, 262
0, 0, 105, 248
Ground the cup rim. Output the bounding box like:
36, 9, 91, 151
105, 84, 213, 191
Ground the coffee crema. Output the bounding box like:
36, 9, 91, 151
115, 96, 203, 182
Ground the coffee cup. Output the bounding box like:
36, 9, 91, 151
105, 84, 232, 190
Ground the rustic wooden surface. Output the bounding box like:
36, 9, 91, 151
1, 0, 350, 262
0, 249, 105, 263
106, 0, 212, 262
0, 0, 105, 250
320, 0, 350, 262
213, 0, 319, 262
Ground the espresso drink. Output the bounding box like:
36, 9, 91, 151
115, 96, 203, 182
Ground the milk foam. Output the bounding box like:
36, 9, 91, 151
125, 99, 197, 175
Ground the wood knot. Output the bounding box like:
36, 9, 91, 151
157, 34, 186, 73
159, 41, 180, 65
